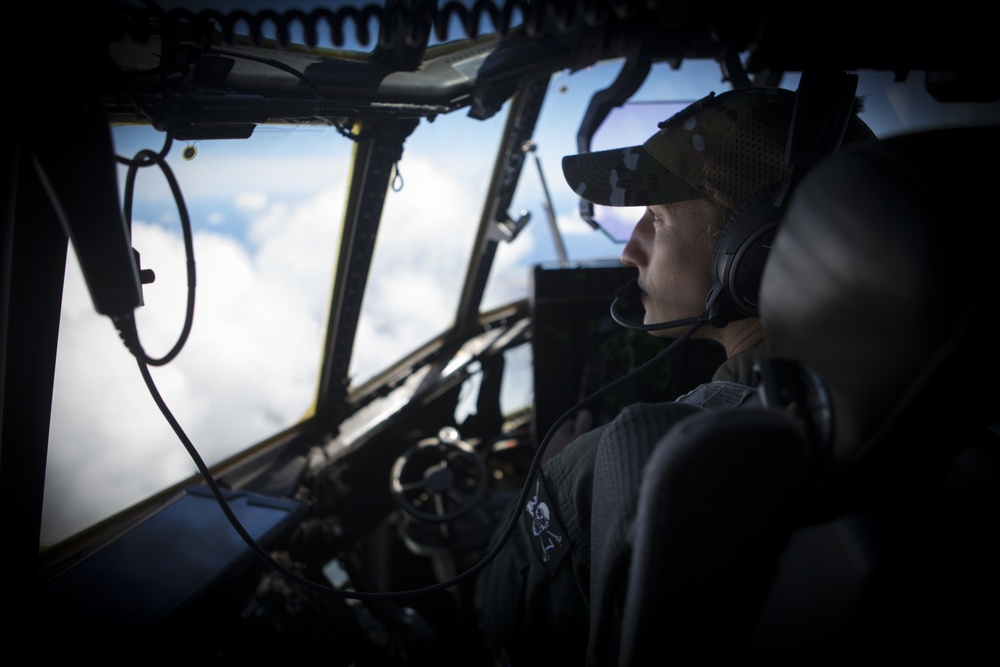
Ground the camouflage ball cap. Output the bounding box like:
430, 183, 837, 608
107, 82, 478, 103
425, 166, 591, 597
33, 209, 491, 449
562, 87, 798, 211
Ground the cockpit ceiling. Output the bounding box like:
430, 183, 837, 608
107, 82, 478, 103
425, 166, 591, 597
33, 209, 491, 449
94, 2, 997, 135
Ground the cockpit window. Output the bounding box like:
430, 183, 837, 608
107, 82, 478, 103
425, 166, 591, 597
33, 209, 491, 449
348, 110, 504, 387
42, 124, 353, 547
485, 58, 742, 305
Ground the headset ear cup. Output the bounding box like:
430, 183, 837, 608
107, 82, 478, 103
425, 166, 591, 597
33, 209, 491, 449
712, 184, 785, 320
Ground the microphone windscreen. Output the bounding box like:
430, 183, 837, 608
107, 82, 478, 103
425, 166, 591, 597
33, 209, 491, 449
614, 277, 640, 312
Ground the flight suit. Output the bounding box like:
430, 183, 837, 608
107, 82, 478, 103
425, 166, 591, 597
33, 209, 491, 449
480, 347, 766, 665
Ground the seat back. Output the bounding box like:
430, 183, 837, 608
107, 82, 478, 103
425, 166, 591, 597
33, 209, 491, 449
587, 401, 811, 667
749, 125, 1000, 660
616, 408, 810, 666
760, 126, 995, 485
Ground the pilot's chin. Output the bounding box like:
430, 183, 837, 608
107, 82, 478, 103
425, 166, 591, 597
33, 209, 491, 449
644, 311, 693, 337
648, 325, 679, 338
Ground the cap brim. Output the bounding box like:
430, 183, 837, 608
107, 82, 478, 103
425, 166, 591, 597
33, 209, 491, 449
561, 145, 706, 207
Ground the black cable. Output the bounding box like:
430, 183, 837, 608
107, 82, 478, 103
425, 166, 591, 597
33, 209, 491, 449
115, 302, 703, 600
610, 277, 718, 331
116, 134, 173, 167
124, 1, 540, 50
210, 46, 324, 101
119, 148, 196, 366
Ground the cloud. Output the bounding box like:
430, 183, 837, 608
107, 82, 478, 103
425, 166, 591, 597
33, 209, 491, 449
348, 156, 484, 383
42, 181, 344, 546
235, 191, 269, 212
206, 211, 226, 226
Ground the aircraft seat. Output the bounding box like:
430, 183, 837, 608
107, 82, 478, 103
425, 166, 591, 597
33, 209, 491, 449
588, 125, 1000, 666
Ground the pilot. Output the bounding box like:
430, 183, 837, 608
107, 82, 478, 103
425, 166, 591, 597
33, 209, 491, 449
479, 86, 876, 666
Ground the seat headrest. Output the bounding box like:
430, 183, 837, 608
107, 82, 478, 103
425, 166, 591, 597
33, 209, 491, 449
760, 127, 997, 482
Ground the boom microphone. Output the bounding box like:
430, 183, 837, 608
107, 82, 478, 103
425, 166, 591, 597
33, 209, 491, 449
609, 277, 728, 331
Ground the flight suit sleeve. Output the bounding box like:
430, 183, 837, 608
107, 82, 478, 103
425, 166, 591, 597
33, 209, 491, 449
480, 428, 602, 665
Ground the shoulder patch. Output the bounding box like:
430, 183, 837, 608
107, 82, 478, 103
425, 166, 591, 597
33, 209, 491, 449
523, 475, 570, 577
675, 380, 756, 410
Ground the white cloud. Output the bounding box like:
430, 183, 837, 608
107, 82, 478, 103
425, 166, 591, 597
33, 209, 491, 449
235, 191, 269, 212
42, 180, 345, 547
347, 156, 481, 383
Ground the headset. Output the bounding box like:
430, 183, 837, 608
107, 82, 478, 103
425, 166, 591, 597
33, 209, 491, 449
705, 180, 790, 326
612, 70, 862, 334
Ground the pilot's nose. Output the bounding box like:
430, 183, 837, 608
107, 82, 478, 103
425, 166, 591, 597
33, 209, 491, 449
621, 211, 651, 268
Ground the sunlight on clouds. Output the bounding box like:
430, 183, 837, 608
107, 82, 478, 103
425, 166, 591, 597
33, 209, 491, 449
45, 248, 204, 546
348, 155, 480, 384
235, 190, 269, 212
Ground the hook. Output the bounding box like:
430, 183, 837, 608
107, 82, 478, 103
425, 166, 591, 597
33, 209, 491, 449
392, 161, 403, 191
